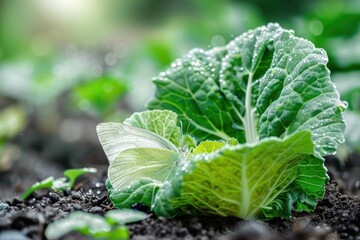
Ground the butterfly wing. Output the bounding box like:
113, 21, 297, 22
96, 122, 178, 163
109, 147, 179, 190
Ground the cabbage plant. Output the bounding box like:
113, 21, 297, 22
97, 23, 346, 219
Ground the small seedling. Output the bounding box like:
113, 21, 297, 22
45, 209, 148, 240
20, 168, 97, 200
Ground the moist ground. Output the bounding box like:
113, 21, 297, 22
0, 154, 359, 240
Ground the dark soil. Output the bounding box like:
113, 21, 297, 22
1, 153, 360, 240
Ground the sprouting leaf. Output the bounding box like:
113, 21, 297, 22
52, 177, 69, 190
20, 177, 54, 200
64, 167, 97, 189
45, 210, 147, 240
20, 168, 97, 200
45, 212, 112, 240
92, 226, 129, 240
105, 209, 148, 225
153, 131, 327, 219
148, 23, 345, 156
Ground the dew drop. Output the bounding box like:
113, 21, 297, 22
211, 35, 226, 47
65, 44, 77, 55
105, 53, 117, 66
309, 20, 324, 36
114, 43, 127, 58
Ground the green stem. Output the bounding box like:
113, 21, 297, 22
243, 73, 258, 143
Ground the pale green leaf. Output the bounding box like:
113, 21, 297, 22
192, 139, 239, 154
192, 141, 226, 154
153, 131, 327, 219
124, 110, 181, 147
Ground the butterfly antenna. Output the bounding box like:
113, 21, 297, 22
179, 121, 183, 147
185, 122, 191, 135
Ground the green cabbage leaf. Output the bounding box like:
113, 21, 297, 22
148, 23, 346, 156
152, 131, 327, 219
98, 23, 346, 219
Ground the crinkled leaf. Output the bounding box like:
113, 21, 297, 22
109, 177, 161, 209
261, 156, 327, 218
148, 23, 345, 156
153, 131, 327, 219
123, 110, 181, 147
261, 188, 316, 218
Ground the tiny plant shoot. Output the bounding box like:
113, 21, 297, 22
97, 23, 346, 219
45, 209, 147, 240
20, 168, 97, 200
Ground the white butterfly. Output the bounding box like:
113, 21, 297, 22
97, 123, 183, 191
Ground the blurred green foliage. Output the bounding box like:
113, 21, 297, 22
70, 77, 128, 118
0, 106, 25, 171
0, 0, 359, 167
333, 72, 360, 154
